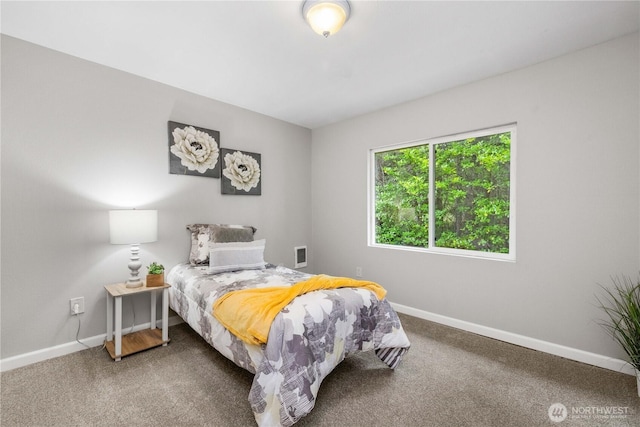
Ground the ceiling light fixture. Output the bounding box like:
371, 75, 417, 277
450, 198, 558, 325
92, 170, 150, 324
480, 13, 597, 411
302, 0, 351, 38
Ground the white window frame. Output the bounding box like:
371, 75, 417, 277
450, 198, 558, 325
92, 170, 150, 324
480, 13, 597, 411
368, 124, 516, 262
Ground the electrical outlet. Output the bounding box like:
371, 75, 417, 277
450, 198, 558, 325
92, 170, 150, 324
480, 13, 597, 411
70, 297, 84, 315
356, 267, 363, 277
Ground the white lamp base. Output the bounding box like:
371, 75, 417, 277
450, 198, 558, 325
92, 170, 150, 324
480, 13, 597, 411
126, 278, 143, 288
125, 243, 144, 288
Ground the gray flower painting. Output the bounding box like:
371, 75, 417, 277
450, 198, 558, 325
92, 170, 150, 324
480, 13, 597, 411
168, 121, 221, 178
221, 148, 261, 195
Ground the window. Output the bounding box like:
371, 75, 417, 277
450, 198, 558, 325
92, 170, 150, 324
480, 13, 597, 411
370, 124, 515, 260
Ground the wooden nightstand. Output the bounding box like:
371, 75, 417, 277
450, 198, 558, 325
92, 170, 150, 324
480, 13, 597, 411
104, 281, 170, 361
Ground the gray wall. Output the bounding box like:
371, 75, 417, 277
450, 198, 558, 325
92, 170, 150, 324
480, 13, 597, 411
311, 34, 640, 360
2, 32, 639, 365
1, 36, 312, 359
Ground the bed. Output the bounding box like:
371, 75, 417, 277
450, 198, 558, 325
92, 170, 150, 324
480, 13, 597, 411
166, 224, 411, 426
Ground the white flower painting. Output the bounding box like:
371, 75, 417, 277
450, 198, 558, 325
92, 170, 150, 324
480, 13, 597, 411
168, 121, 220, 178
221, 148, 262, 195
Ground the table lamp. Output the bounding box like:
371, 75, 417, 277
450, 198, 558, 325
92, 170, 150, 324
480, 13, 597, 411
109, 209, 158, 288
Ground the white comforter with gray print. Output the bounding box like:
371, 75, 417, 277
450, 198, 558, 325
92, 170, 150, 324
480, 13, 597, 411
167, 263, 411, 426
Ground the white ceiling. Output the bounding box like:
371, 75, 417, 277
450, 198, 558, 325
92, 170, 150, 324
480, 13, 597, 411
1, 1, 639, 129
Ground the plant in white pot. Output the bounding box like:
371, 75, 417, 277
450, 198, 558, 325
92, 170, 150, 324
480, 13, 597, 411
597, 275, 640, 396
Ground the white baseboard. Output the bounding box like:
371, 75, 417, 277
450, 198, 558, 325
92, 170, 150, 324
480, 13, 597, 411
2, 307, 633, 377
391, 302, 635, 376
0, 316, 184, 372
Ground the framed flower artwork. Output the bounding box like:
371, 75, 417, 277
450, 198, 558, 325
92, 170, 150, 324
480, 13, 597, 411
168, 121, 221, 178
221, 148, 262, 195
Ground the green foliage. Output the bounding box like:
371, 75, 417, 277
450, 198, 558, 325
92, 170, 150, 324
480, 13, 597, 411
147, 262, 165, 274
375, 145, 429, 247
596, 276, 640, 371
375, 131, 511, 253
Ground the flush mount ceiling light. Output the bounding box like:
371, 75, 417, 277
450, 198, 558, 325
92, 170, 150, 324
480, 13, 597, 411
302, 0, 351, 38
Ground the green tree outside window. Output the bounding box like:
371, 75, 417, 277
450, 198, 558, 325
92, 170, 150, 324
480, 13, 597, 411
374, 128, 512, 256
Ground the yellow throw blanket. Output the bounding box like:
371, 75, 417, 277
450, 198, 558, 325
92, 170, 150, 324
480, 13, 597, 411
212, 274, 387, 346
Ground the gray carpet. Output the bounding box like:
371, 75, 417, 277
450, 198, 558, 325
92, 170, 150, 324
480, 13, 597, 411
1, 313, 638, 426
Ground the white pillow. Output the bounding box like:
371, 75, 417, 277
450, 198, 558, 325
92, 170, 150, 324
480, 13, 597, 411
209, 239, 267, 273
186, 223, 256, 265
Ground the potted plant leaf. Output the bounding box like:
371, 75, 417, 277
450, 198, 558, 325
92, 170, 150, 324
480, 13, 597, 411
596, 275, 640, 396
146, 262, 165, 288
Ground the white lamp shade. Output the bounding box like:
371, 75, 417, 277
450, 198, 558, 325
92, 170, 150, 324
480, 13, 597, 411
109, 210, 158, 244
303, 0, 350, 37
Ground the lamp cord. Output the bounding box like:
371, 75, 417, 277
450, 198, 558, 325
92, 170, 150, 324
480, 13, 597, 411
129, 297, 136, 334
75, 316, 91, 349
90, 297, 139, 349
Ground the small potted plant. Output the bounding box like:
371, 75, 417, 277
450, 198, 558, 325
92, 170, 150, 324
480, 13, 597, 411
146, 262, 165, 287
596, 275, 640, 396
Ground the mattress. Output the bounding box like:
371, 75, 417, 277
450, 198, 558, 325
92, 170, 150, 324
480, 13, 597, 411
167, 263, 411, 426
